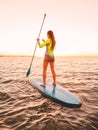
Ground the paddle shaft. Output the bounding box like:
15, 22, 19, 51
29, 14, 46, 69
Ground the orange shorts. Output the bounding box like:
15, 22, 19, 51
44, 54, 55, 62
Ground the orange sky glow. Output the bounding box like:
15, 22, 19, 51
0, 0, 98, 56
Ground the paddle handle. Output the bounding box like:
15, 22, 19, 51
30, 14, 46, 69
38, 13, 46, 38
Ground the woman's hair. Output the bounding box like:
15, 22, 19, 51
47, 30, 56, 50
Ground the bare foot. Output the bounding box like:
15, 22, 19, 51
40, 84, 46, 87
52, 83, 56, 86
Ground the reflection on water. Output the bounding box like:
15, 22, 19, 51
0, 56, 98, 130
52, 85, 56, 96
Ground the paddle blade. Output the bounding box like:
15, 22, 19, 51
26, 67, 31, 77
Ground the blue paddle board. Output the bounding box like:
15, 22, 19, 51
29, 78, 81, 108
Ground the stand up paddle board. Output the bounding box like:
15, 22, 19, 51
29, 78, 82, 108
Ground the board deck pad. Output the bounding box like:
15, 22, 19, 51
29, 78, 81, 108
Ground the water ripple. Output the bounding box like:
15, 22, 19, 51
0, 56, 98, 130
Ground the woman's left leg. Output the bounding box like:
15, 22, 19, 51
41, 61, 48, 86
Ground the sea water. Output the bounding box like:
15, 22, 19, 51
0, 56, 98, 130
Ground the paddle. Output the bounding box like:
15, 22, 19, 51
26, 14, 46, 77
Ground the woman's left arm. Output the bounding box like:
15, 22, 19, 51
37, 39, 50, 48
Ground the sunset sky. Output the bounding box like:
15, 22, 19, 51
0, 0, 98, 56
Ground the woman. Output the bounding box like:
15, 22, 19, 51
37, 30, 56, 87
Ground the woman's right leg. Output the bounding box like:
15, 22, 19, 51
50, 61, 56, 84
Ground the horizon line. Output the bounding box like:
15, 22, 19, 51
0, 54, 98, 57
